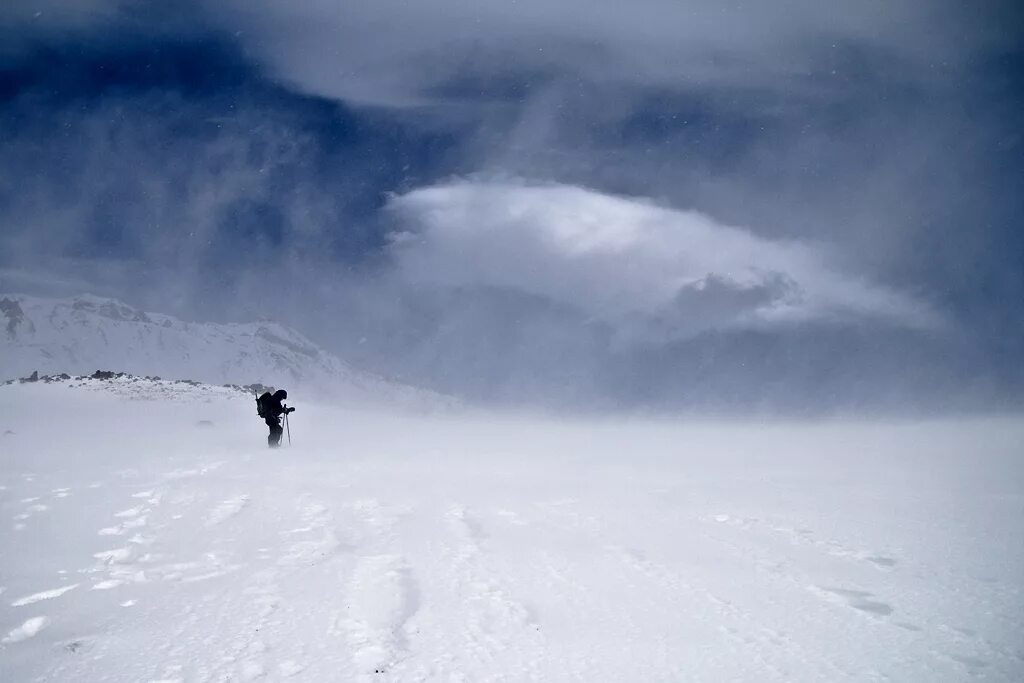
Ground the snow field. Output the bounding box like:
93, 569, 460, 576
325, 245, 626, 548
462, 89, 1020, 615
0, 382, 1023, 681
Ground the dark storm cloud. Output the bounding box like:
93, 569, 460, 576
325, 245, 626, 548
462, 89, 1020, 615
0, 12, 460, 317
1, 0, 1021, 411
207, 0, 1016, 106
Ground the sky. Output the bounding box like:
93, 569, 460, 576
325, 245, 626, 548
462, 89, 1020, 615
1, 0, 1022, 412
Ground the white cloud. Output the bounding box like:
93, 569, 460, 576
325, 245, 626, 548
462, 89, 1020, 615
386, 180, 937, 341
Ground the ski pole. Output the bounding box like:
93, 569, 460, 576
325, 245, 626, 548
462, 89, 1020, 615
285, 411, 291, 446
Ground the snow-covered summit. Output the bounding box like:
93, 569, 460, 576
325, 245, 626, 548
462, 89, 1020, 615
0, 293, 448, 409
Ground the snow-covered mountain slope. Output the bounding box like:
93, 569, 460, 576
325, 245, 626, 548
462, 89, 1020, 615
0, 293, 449, 409
0, 381, 1022, 681
3, 371, 254, 403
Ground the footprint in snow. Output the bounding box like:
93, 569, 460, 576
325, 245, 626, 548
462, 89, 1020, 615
865, 555, 897, 568
339, 554, 419, 673
206, 495, 250, 526
813, 586, 894, 618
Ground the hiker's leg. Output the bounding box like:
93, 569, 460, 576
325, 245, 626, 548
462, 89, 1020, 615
266, 418, 282, 447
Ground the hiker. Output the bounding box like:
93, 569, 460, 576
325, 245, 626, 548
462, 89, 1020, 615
256, 389, 295, 448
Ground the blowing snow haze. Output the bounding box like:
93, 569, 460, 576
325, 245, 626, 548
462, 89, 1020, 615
1, 0, 1022, 411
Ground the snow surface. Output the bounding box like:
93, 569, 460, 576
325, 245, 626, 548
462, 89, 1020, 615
0, 293, 449, 409
1, 380, 1023, 681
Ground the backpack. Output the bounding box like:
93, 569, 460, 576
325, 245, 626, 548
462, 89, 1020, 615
256, 391, 271, 418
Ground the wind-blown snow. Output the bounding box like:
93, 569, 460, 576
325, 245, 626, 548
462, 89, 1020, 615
0, 380, 1022, 681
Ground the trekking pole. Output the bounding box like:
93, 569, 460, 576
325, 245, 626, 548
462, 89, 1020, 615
285, 411, 292, 446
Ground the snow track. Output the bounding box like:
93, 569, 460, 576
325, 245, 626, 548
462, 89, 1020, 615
1, 383, 1022, 681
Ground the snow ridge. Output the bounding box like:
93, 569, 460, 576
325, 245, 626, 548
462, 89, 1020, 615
0, 293, 450, 409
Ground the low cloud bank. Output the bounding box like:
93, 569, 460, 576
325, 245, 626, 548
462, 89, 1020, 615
386, 180, 937, 343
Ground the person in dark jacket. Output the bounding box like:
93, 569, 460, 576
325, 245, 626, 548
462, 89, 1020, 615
257, 389, 295, 448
